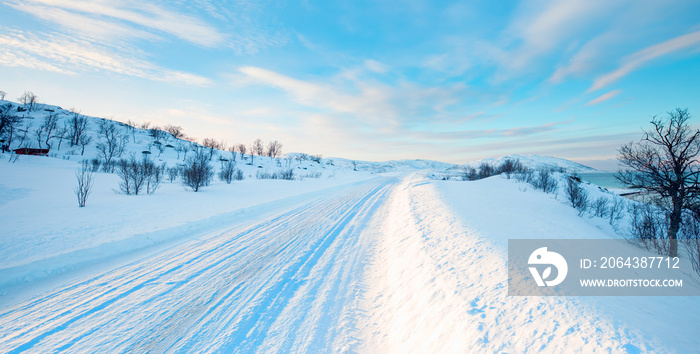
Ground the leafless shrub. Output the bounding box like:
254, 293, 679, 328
96, 121, 127, 165
167, 166, 180, 182
565, 176, 588, 215
18, 91, 38, 111
609, 196, 625, 227
68, 110, 89, 147
218, 159, 236, 183
75, 160, 94, 207
531, 169, 558, 193
115, 156, 163, 195
591, 196, 610, 218
627, 202, 669, 255
498, 158, 526, 179
461, 166, 477, 181
182, 149, 214, 192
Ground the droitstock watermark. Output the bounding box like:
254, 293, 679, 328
508, 239, 700, 296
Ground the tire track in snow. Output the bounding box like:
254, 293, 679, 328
0, 177, 395, 353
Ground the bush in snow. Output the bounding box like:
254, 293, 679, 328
531, 169, 558, 194
115, 155, 163, 195
255, 168, 294, 180
182, 149, 214, 192
167, 166, 180, 183
233, 168, 244, 181
608, 196, 625, 227
461, 166, 478, 181
256, 169, 273, 179
514, 169, 533, 184
218, 159, 236, 184
497, 158, 526, 179
75, 160, 94, 208
279, 168, 295, 180
591, 197, 609, 218
477, 162, 496, 179
299, 171, 322, 179
627, 202, 669, 255
96, 121, 128, 166
565, 176, 588, 215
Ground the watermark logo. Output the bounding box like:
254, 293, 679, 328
528, 247, 568, 287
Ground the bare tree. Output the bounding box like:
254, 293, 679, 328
149, 127, 169, 143
252, 138, 264, 156
53, 125, 68, 151
228, 146, 237, 162
175, 143, 187, 160
0, 91, 6, 100
40, 113, 58, 149
202, 138, 221, 160
18, 91, 38, 111
616, 108, 700, 257
219, 159, 236, 183
183, 148, 214, 192
0, 104, 23, 150
68, 110, 89, 146
266, 140, 283, 158
164, 124, 185, 140
97, 121, 127, 165
33, 126, 46, 149
15, 122, 32, 149
126, 119, 138, 142
79, 134, 93, 156
75, 160, 94, 207
237, 143, 247, 159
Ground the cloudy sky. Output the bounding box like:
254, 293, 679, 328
1, 0, 700, 170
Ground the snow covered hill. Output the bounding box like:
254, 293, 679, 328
0, 99, 455, 177
458, 154, 598, 173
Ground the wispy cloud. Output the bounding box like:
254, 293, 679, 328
589, 30, 700, 92
6, 0, 226, 47
0, 28, 212, 86
586, 90, 621, 106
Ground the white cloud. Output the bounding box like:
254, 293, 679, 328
586, 90, 621, 106
364, 60, 389, 74
497, 0, 615, 76
6, 0, 226, 47
589, 30, 700, 91
0, 28, 212, 86
238, 66, 400, 128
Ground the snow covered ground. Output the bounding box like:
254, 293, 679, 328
2, 147, 699, 351
359, 173, 700, 352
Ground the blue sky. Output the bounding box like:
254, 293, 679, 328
1, 0, 700, 170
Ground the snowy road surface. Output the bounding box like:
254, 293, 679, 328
1, 173, 698, 352
0, 177, 394, 353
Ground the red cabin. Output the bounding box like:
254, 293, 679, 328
13, 148, 49, 156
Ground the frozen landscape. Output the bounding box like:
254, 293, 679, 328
1, 102, 699, 353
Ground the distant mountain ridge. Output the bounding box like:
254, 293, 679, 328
458, 154, 598, 173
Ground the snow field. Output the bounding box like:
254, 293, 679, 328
360, 173, 666, 353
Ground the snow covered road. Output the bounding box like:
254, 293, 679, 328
0, 177, 395, 353
1, 172, 698, 352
